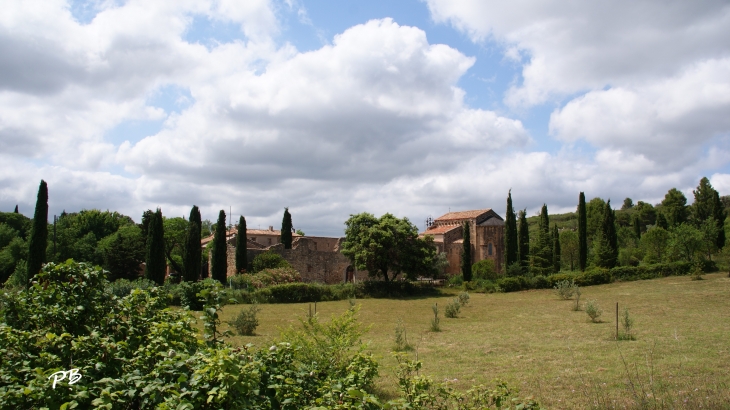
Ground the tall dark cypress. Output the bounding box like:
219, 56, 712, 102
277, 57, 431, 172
532, 204, 553, 275
552, 224, 561, 273
14, 205, 18, 213
461, 221, 472, 281
210, 210, 228, 284
281, 208, 293, 249
236, 215, 247, 274
633, 215, 641, 240
183, 205, 202, 282
578, 192, 587, 272
518, 209, 529, 272
145, 208, 167, 285
601, 200, 618, 268
26, 180, 48, 283
504, 190, 518, 268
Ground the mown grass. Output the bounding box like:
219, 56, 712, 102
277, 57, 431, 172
214, 273, 730, 408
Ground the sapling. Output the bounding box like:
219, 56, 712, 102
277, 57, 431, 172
458, 291, 470, 306
572, 286, 582, 311
430, 303, 441, 332
585, 300, 602, 323
619, 308, 635, 340
554, 279, 577, 300
394, 318, 412, 351
445, 298, 461, 318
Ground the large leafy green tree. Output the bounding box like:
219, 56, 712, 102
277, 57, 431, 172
504, 190, 518, 268
236, 215, 247, 274
26, 180, 48, 283
281, 208, 293, 249
163, 216, 188, 275
559, 229, 578, 271
691, 177, 726, 249
634, 201, 658, 231
50, 209, 135, 266
661, 188, 688, 228
578, 192, 587, 271
98, 224, 145, 281
183, 205, 202, 281
210, 210, 228, 284
640, 227, 670, 264
668, 223, 703, 262
145, 209, 167, 285
518, 209, 529, 272
461, 221, 472, 281
341, 213, 437, 282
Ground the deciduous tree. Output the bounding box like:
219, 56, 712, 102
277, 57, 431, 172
560, 230, 578, 271
341, 213, 437, 282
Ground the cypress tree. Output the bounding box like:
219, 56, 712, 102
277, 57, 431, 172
145, 208, 167, 285
633, 215, 641, 240
183, 205, 202, 282
26, 180, 48, 283
552, 224, 561, 273
532, 204, 553, 275
14, 205, 18, 213
656, 212, 669, 230
504, 190, 518, 268
210, 210, 228, 284
281, 208, 293, 249
461, 221, 472, 281
518, 209, 529, 272
236, 215, 248, 274
578, 192, 587, 272
597, 200, 618, 269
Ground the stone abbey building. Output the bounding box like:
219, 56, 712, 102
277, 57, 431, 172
201, 208, 504, 283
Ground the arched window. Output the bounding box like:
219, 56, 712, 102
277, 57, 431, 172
488, 243, 493, 256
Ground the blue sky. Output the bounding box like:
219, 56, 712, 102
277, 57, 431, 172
2, 0, 730, 235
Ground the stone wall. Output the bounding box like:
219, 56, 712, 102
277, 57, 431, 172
476, 225, 504, 273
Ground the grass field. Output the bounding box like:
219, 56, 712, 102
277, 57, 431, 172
215, 273, 730, 408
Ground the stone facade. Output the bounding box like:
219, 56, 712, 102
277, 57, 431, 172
421, 209, 505, 275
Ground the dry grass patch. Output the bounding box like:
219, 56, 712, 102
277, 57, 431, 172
214, 273, 730, 408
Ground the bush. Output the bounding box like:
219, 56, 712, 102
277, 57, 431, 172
445, 298, 461, 318
249, 266, 301, 288
447, 274, 464, 287
472, 259, 499, 280
585, 300, 602, 322
575, 267, 612, 286
530, 275, 551, 289
357, 280, 440, 298
229, 304, 261, 335
547, 273, 577, 288
553, 279, 577, 300
497, 277, 523, 293
229, 274, 253, 290
251, 251, 291, 273
506, 261, 524, 277
458, 291, 470, 306
106, 277, 155, 298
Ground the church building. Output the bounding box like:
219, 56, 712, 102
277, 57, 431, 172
420, 209, 505, 275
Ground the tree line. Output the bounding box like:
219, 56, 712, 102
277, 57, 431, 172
0, 180, 302, 287
502, 177, 728, 276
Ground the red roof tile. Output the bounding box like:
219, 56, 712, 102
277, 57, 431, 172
434, 209, 492, 222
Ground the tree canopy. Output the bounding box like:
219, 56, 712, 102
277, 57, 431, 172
341, 213, 437, 282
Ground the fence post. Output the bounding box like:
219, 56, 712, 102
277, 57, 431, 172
616, 302, 619, 340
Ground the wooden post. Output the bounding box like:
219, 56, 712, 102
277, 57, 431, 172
616, 302, 618, 340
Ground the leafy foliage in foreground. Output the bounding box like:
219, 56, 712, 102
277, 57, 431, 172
0, 260, 540, 409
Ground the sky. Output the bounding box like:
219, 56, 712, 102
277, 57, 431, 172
1, 0, 729, 236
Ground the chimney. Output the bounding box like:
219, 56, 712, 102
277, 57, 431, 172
269, 226, 273, 231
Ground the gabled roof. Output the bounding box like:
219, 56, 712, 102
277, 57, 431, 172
422, 224, 461, 234
434, 209, 493, 222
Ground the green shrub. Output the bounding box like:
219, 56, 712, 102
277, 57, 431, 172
229, 274, 253, 290
447, 274, 464, 287
575, 267, 612, 286
472, 259, 498, 280
357, 280, 440, 298
547, 273, 577, 287
445, 298, 461, 318
106, 277, 155, 298
585, 299, 602, 322
228, 304, 261, 335
497, 277, 523, 292
249, 266, 301, 288
530, 275, 550, 289
506, 261, 524, 277
618, 308, 636, 340
179, 278, 220, 310
251, 251, 290, 273
394, 318, 412, 352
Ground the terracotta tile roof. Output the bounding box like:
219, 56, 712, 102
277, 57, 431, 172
200, 228, 299, 246
434, 209, 492, 222
421, 224, 461, 234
